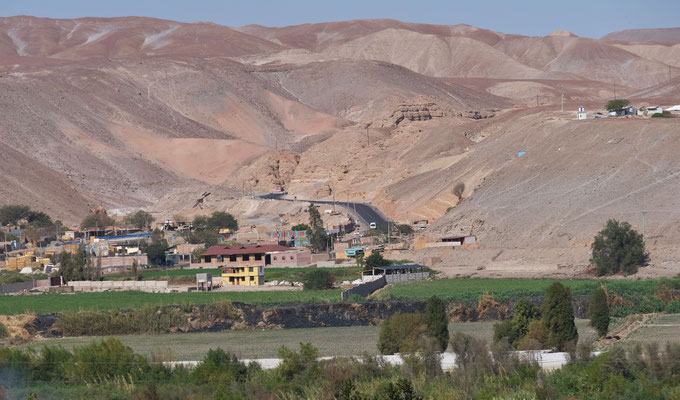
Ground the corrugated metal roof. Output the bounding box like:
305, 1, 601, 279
374, 264, 424, 271
202, 244, 291, 257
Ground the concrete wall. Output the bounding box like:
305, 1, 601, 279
341, 276, 387, 300
384, 272, 429, 284
0, 281, 34, 294
67, 280, 169, 293
269, 250, 312, 267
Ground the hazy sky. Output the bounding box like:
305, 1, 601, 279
2, 0, 679, 38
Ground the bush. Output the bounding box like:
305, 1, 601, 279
542, 282, 578, 351
449, 332, 492, 371
377, 313, 427, 355
0, 323, 8, 339
591, 219, 646, 276
521, 320, 549, 350
589, 287, 610, 337
190, 348, 247, 385
423, 296, 449, 352
55, 307, 186, 336
666, 300, 680, 314
32, 345, 73, 381
493, 298, 540, 349
302, 270, 334, 290
63, 337, 149, 383
637, 296, 664, 313
651, 113, 668, 118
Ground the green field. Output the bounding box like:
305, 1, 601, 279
378, 277, 677, 304
104, 266, 362, 284
23, 320, 596, 360
3, 276, 678, 315
0, 289, 341, 315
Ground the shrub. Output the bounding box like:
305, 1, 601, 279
0, 323, 8, 339
63, 337, 149, 383
651, 113, 668, 118
589, 287, 610, 337
637, 296, 664, 313
378, 313, 427, 355
591, 219, 646, 276
32, 345, 73, 381
56, 307, 186, 336
302, 269, 334, 290
423, 296, 449, 352
542, 282, 578, 351
190, 348, 247, 385
493, 298, 540, 349
449, 332, 492, 371
666, 300, 680, 314
521, 320, 549, 350
277, 343, 321, 384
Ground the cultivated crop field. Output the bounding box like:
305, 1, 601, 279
24, 320, 597, 360
377, 277, 679, 304
625, 313, 680, 345
3, 276, 678, 315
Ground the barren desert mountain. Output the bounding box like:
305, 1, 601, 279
0, 16, 284, 62
603, 27, 680, 44
1, 15, 679, 241
243, 19, 680, 89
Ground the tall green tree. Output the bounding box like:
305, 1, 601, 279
542, 282, 578, 351
81, 213, 114, 230
206, 211, 238, 231
26, 211, 53, 228
307, 204, 328, 253
364, 252, 387, 271
424, 296, 449, 352
141, 230, 168, 266
589, 287, 610, 338
605, 98, 630, 111
0, 205, 31, 226
125, 210, 155, 232
58, 249, 87, 281
591, 219, 646, 276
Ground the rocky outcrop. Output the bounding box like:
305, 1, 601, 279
388, 102, 444, 126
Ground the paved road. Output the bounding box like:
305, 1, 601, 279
259, 194, 388, 226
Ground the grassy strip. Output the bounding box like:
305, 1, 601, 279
104, 267, 362, 284
0, 289, 342, 315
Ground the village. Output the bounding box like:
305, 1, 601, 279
0, 202, 446, 297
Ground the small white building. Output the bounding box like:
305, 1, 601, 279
646, 106, 663, 116
665, 105, 680, 114
577, 107, 587, 120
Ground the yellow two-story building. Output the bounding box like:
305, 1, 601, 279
198, 244, 290, 286
221, 265, 264, 286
